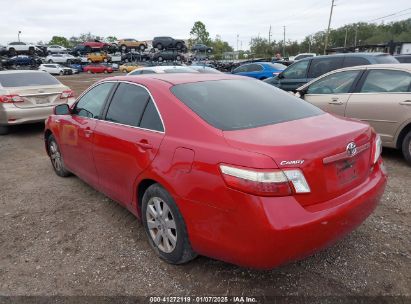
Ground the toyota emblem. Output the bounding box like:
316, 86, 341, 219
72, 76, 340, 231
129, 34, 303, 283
346, 142, 357, 157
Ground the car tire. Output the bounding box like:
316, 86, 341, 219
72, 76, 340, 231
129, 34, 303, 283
87, 70, 92, 74
176, 55, 181, 61
402, 131, 411, 165
122, 69, 127, 73
104, 69, 108, 73
142, 184, 197, 264
158, 56, 163, 62
59, 71, 64, 76
0, 125, 10, 135
156, 43, 163, 50
9, 48, 16, 56
121, 44, 127, 52
67, 59, 72, 64
139, 44, 146, 51
47, 135, 71, 177
176, 43, 182, 50
87, 59, 92, 63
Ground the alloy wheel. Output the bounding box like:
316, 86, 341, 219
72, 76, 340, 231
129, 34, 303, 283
146, 197, 177, 253
49, 140, 62, 172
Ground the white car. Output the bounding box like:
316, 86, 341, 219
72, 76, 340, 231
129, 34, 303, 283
289, 53, 317, 61
127, 65, 199, 75
0, 70, 75, 135
45, 54, 78, 64
6, 42, 40, 55
39, 64, 73, 75
47, 45, 67, 54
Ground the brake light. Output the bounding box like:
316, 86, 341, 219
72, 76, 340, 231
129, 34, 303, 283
0, 94, 24, 103
372, 134, 382, 164
60, 90, 74, 99
219, 165, 310, 197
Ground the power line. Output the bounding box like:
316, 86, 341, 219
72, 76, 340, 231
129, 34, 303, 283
367, 7, 411, 22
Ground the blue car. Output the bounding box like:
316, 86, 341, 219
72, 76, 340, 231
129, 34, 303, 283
69, 63, 84, 72
231, 62, 286, 80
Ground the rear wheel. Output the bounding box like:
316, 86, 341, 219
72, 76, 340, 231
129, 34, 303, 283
142, 184, 196, 264
158, 56, 163, 62
402, 131, 411, 165
0, 125, 10, 135
156, 43, 163, 50
47, 135, 71, 177
59, 70, 64, 76
104, 69, 108, 73
176, 42, 182, 50
48, 60, 53, 63
139, 44, 146, 51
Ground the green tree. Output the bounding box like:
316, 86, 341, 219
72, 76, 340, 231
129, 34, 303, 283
189, 21, 211, 47
210, 36, 234, 59
106, 36, 118, 43
48, 36, 70, 48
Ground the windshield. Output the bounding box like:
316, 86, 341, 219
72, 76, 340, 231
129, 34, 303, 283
0, 72, 61, 87
374, 55, 399, 64
171, 79, 323, 131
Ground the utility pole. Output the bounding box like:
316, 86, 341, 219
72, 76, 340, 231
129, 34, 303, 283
323, 0, 335, 55
236, 34, 239, 51
18, 31, 21, 42
344, 27, 348, 48
354, 26, 358, 47
268, 25, 272, 44
283, 26, 286, 57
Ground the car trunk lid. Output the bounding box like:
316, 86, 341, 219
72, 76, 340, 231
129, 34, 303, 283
7, 85, 68, 108
223, 113, 373, 206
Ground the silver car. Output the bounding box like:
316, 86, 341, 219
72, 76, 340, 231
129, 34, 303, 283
0, 70, 75, 135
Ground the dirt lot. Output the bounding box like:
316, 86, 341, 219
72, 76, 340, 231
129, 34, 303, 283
0, 72, 410, 297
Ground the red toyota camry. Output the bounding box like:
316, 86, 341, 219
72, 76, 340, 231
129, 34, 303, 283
44, 74, 387, 269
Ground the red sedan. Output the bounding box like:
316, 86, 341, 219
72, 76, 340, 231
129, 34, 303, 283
45, 74, 387, 269
83, 64, 113, 74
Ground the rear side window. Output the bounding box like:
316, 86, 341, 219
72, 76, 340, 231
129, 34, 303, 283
164, 68, 196, 73
140, 100, 164, 132
308, 57, 344, 78
343, 57, 370, 67
360, 70, 411, 93
374, 55, 399, 64
396, 56, 411, 63
171, 79, 323, 131
0, 72, 60, 87
247, 64, 263, 72
74, 82, 114, 119
105, 83, 150, 127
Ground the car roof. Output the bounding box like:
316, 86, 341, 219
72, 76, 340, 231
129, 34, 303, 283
131, 66, 194, 73
298, 52, 391, 62
109, 73, 244, 86
0, 70, 45, 75
328, 63, 411, 72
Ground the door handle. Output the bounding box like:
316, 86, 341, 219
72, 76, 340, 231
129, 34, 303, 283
399, 100, 411, 106
329, 98, 343, 105
135, 140, 153, 150
84, 128, 93, 137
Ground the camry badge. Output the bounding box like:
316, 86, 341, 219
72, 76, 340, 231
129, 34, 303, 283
346, 142, 357, 157
280, 160, 305, 166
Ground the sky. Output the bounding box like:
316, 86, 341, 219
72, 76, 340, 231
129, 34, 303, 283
0, 0, 410, 49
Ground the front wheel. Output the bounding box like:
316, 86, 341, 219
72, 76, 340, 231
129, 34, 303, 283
47, 135, 71, 177
142, 184, 196, 264
402, 131, 411, 165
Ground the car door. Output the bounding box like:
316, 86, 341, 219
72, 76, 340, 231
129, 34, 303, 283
345, 69, 411, 145
58, 82, 116, 188
232, 64, 249, 76
303, 69, 363, 116
93, 82, 165, 205
276, 59, 310, 91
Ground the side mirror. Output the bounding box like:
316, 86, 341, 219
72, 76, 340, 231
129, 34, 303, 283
277, 73, 284, 79
296, 87, 307, 98
54, 104, 71, 115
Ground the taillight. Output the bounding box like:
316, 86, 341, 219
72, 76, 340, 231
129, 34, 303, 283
60, 90, 74, 99
219, 164, 310, 197
0, 94, 24, 103
372, 134, 382, 164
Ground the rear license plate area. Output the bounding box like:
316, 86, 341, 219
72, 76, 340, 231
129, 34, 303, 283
336, 158, 358, 185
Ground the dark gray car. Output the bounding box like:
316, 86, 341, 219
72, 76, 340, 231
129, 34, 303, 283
264, 53, 399, 91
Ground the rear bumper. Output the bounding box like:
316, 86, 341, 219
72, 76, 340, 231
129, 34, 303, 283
0, 101, 73, 126
181, 159, 387, 269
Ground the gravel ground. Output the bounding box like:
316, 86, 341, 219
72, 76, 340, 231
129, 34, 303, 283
0, 72, 410, 297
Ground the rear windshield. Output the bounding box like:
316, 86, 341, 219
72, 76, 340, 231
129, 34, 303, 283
268, 63, 287, 70
171, 79, 323, 131
0, 72, 60, 87
374, 55, 399, 64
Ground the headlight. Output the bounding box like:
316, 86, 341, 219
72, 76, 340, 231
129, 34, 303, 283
373, 134, 382, 164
